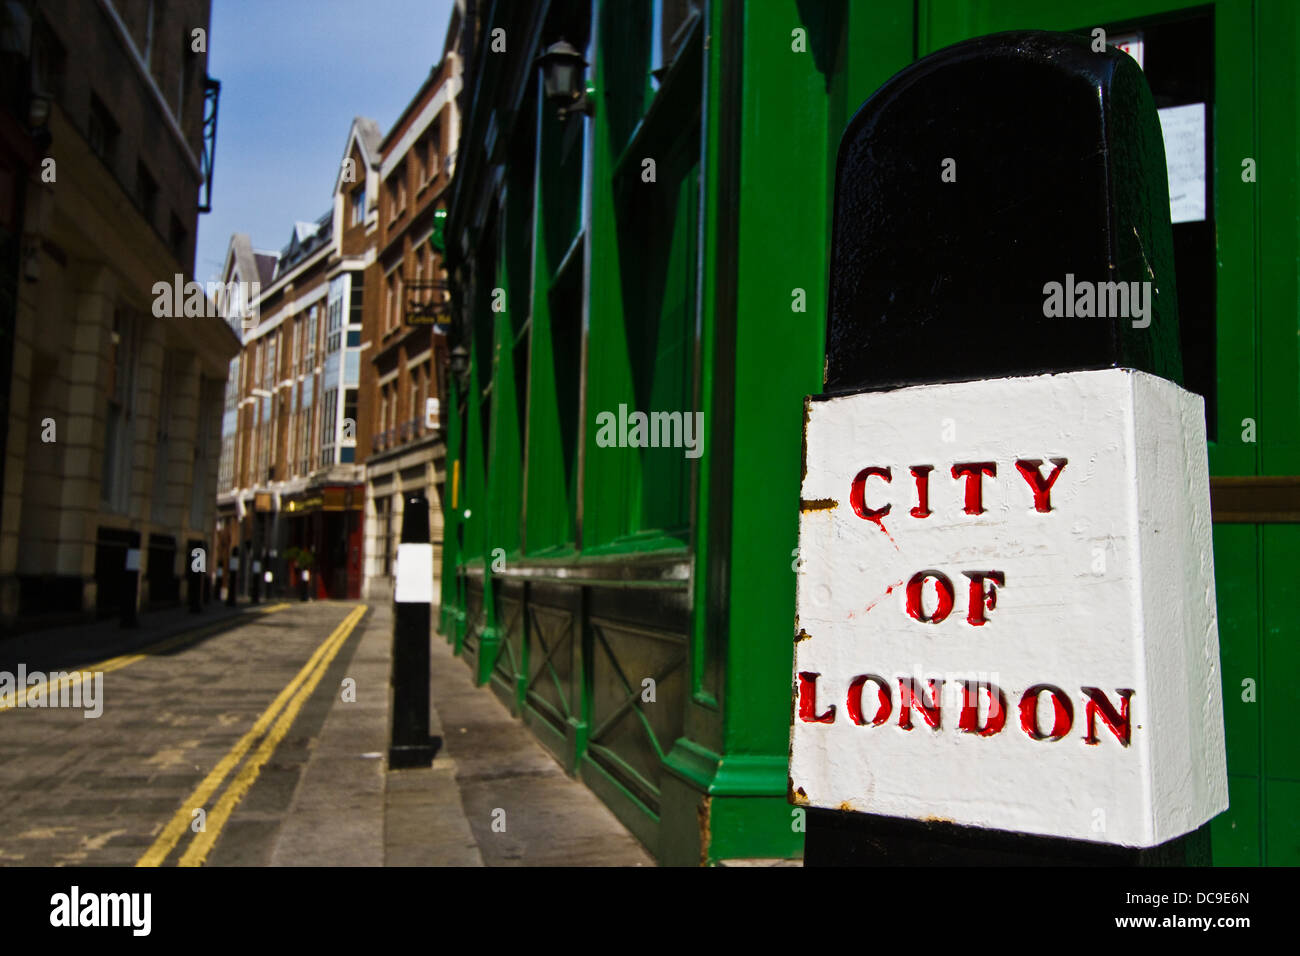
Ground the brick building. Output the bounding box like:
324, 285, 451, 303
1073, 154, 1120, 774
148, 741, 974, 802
214, 117, 381, 600
0, 0, 230, 629
362, 29, 462, 600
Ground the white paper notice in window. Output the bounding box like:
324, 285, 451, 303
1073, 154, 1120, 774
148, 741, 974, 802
1158, 103, 1206, 224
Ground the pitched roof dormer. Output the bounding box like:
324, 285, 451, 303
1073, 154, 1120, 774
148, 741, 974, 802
332, 116, 383, 252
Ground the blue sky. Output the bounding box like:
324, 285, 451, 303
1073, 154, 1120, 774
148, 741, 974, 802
196, 0, 457, 283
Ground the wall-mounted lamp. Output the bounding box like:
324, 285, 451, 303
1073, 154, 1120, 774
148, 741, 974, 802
449, 344, 470, 378
537, 39, 594, 120
21, 235, 39, 282
27, 91, 53, 154
27, 91, 51, 129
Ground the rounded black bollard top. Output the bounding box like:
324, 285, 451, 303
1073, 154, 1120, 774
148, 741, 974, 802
825, 30, 1182, 395
400, 492, 430, 543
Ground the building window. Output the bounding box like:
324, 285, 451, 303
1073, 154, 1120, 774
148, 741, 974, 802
350, 187, 366, 227
88, 95, 119, 168
169, 214, 187, 260
263, 334, 277, 390
224, 357, 240, 410
31, 16, 67, 100
389, 164, 407, 218
320, 386, 338, 467
651, 1, 701, 91
102, 311, 135, 513
349, 276, 364, 326
377, 497, 392, 575
327, 301, 342, 352
143, 0, 156, 66
420, 363, 430, 430
385, 273, 397, 332
270, 395, 282, 479
305, 306, 318, 370
179, 46, 195, 120
388, 178, 401, 222
135, 162, 158, 222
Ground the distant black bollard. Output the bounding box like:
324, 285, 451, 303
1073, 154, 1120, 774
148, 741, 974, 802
227, 547, 239, 607
796, 31, 1218, 866
121, 545, 140, 628
188, 547, 202, 615
249, 556, 260, 605
389, 492, 437, 769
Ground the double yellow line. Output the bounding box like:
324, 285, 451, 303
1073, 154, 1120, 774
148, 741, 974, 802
0, 604, 291, 713
137, 604, 368, 867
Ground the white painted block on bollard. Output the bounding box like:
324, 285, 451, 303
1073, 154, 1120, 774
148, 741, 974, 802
394, 543, 434, 604
790, 367, 1227, 847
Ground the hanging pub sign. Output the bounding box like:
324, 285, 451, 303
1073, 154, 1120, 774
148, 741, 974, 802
790, 31, 1227, 852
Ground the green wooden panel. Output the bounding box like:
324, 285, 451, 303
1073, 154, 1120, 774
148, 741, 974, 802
1255, 0, 1300, 477
1209, 0, 1260, 478
722, 0, 831, 755
1265, 778, 1300, 865
584, 6, 702, 553
1210, 773, 1261, 865
524, 93, 584, 554
923, 0, 1221, 52
491, 190, 527, 558
583, 0, 641, 552
1261, 524, 1300, 780
1212, 523, 1260, 778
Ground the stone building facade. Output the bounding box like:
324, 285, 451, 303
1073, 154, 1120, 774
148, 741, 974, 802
0, 0, 232, 629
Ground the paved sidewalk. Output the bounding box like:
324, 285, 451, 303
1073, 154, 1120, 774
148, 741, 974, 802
269, 602, 652, 866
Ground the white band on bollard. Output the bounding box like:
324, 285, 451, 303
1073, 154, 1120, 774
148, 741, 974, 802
394, 543, 434, 603
125, 548, 141, 571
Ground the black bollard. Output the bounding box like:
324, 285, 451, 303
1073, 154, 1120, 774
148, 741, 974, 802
798, 31, 1214, 865
188, 542, 202, 614
227, 547, 239, 607
121, 544, 140, 628
249, 556, 260, 605
389, 492, 438, 769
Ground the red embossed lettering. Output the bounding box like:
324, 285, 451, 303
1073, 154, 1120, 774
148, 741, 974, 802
846, 674, 892, 726
849, 466, 891, 521
1019, 684, 1073, 740
957, 680, 1008, 736
898, 677, 943, 730
951, 462, 996, 515
1015, 458, 1068, 512
1082, 686, 1134, 746
962, 570, 1005, 626
797, 672, 836, 724
908, 465, 934, 518
905, 570, 955, 624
